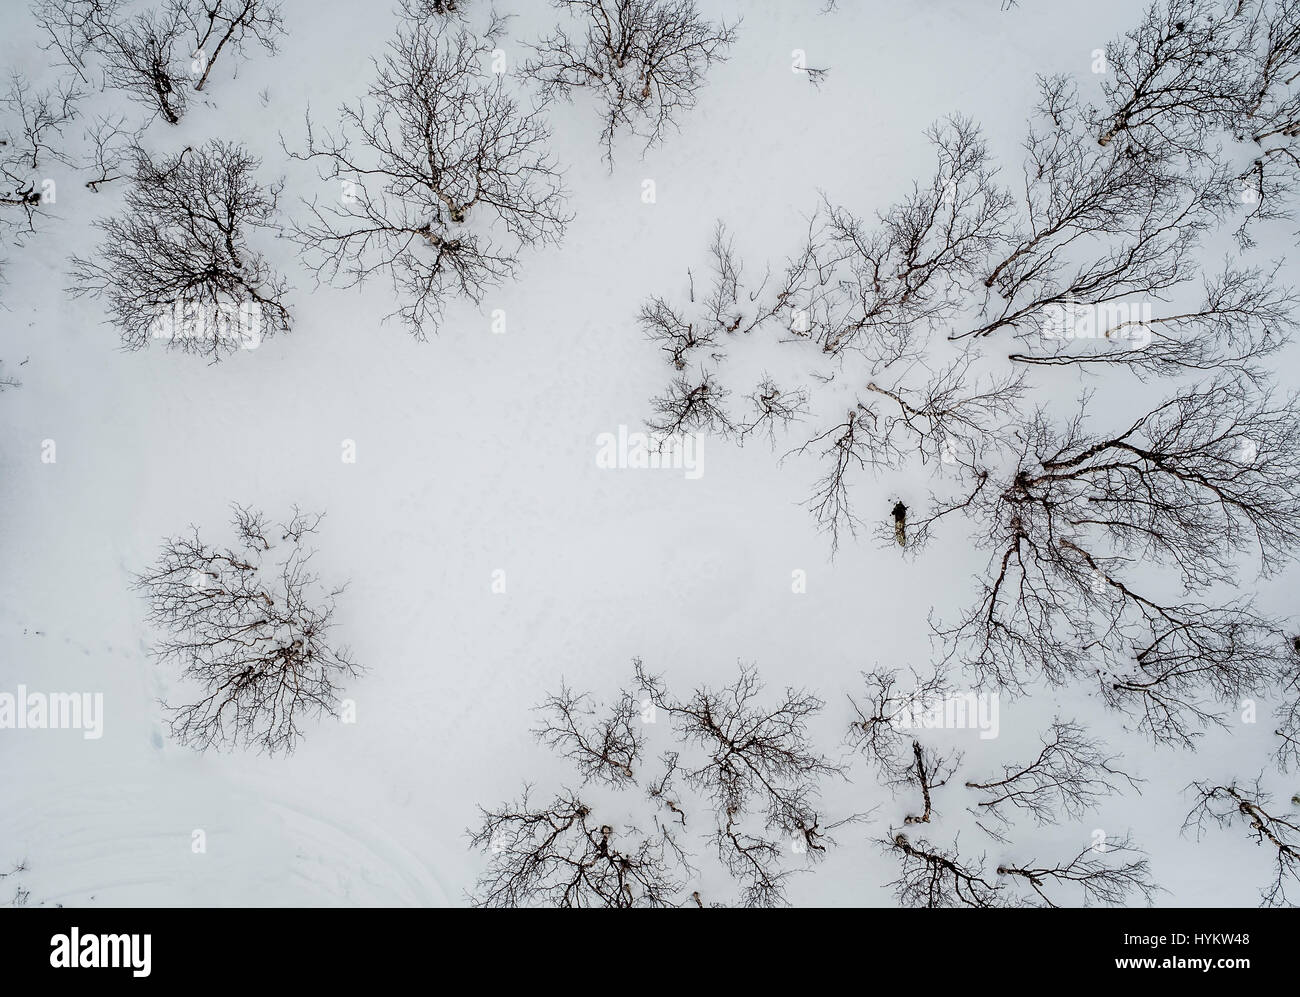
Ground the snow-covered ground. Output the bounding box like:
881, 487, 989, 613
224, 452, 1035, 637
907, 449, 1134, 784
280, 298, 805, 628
2, 0, 1295, 906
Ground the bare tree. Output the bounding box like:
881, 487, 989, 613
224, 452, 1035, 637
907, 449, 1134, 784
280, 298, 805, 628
627, 22, 1299, 562
789, 407, 877, 551
996, 836, 1158, 907
469, 788, 686, 907
521, 0, 738, 163
634, 659, 849, 905
0, 74, 80, 314
179, 0, 285, 92
647, 369, 734, 437
1095, 0, 1261, 156
79, 112, 139, 192
407, 0, 467, 14
35, 0, 285, 124
925, 379, 1300, 745
0, 861, 30, 908
794, 117, 1014, 361
1275, 637, 1300, 771
786, 359, 1023, 552
472, 659, 853, 907
965, 719, 1140, 830
846, 665, 950, 783
852, 670, 1158, 906
901, 739, 962, 826
794, 63, 829, 89
637, 223, 734, 369
135, 505, 360, 754
286, 6, 569, 337
1005, 260, 1297, 383
957, 76, 1234, 345
602, 0, 1300, 912
1184, 777, 1300, 906
884, 832, 1005, 908
846, 670, 966, 827
1093, 0, 1300, 246
632, 119, 1024, 551
70, 140, 290, 359
862, 358, 1027, 471
0, 74, 80, 236
739, 376, 808, 445
37, 0, 192, 124
532, 682, 643, 785
886, 830, 1157, 907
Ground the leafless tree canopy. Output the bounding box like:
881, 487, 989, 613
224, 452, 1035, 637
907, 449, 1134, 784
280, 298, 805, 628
36, 0, 190, 124
135, 505, 360, 755
0, 74, 80, 237
885, 832, 1005, 908
1185, 778, 1300, 907
632, 119, 1031, 550
925, 379, 1300, 745
965, 719, 1140, 828
887, 831, 1154, 908
180, 0, 285, 92
480, 658, 1166, 908
1094, 0, 1300, 246
0, 69, 137, 312
960, 76, 1235, 345
1005, 260, 1296, 383
1274, 638, 1300, 772
635, 659, 851, 904
79, 111, 139, 192
847, 665, 950, 782
847, 675, 965, 828
35, 0, 285, 124
1, 861, 31, 908
996, 837, 1158, 908
69, 140, 290, 359
846, 671, 1159, 906
472, 658, 853, 907
887, 832, 1156, 908
532, 682, 643, 785
469, 789, 686, 908
521, 0, 738, 162
286, 5, 569, 338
